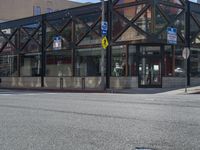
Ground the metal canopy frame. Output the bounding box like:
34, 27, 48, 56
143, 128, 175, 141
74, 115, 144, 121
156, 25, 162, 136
0, 0, 199, 88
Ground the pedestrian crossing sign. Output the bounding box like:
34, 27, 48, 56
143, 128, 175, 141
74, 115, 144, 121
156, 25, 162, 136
102, 36, 109, 49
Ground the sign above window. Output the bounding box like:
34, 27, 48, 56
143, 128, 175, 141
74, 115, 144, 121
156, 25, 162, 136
53, 36, 62, 50
167, 27, 177, 45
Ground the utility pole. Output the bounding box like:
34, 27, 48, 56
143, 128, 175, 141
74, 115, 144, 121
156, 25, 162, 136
101, 0, 105, 90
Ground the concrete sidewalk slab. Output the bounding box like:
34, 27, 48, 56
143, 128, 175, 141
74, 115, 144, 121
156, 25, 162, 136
111, 86, 200, 95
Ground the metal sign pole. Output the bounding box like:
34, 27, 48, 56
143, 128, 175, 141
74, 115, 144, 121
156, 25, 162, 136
183, 47, 190, 93
185, 50, 188, 93
101, 0, 105, 90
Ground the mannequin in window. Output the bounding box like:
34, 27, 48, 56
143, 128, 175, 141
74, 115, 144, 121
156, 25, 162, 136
113, 62, 122, 77
147, 70, 151, 84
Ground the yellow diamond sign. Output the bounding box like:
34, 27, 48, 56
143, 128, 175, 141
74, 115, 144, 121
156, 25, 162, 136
102, 36, 109, 49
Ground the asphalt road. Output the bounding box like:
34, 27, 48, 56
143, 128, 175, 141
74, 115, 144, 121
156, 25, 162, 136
0, 90, 200, 150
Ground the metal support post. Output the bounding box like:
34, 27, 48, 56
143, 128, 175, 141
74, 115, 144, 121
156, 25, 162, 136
101, 0, 106, 90
185, 57, 188, 93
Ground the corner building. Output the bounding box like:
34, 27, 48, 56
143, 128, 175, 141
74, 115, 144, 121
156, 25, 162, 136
0, 0, 200, 90
0, 0, 81, 21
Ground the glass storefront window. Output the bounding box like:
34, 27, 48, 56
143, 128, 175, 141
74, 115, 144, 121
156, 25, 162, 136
79, 21, 101, 46
164, 46, 185, 77
190, 13, 200, 44
175, 46, 185, 77
46, 50, 72, 77
155, 9, 168, 33
0, 28, 17, 55
0, 55, 18, 77
164, 46, 173, 76
138, 46, 162, 87
20, 53, 41, 77
75, 48, 103, 77
140, 46, 160, 56
128, 45, 137, 76
112, 46, 127, 77
190, 48, 200, 77
75, 13, 102, 46
20, 24, 42, 53
112, 12, 127, 39
134, 8, 152, 33
115, 4, 145, 21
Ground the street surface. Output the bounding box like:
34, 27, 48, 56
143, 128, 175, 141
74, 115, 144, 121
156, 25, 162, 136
0, 89, 200, 150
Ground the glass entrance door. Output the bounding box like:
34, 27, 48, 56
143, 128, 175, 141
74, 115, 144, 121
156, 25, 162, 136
138, 46, 162, 88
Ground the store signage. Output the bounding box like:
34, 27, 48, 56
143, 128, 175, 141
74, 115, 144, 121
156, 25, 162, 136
102, 36, 109, 49
53, 36, 62, 50
101, 21, 108, 36
167, 27, 177, 45
182, 47, 190, 59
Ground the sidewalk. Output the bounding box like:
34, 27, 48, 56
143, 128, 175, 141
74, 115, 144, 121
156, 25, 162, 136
111, 86, 200, 95
1, 86, 200, 95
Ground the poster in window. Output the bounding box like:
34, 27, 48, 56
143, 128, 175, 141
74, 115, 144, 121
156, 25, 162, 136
53, 36, 62, 50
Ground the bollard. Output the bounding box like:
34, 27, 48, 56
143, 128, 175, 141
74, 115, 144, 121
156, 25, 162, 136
60, 78, 63, 89
82, 77, 85, 89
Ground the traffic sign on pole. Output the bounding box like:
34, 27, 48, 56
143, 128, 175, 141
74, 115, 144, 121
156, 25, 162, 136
167, 27, 177, 45
101, 21, 108, 36
182, 47, 190, 59
102, 36, 109, 49
101, 21, 108, 31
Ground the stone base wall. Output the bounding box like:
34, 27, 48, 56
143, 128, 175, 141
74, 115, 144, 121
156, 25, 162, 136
162, 77, 185, 88
44, 77, 102, 89
2, 77, 195, 90
0, 77, 41, 88
110, 77, 138, 89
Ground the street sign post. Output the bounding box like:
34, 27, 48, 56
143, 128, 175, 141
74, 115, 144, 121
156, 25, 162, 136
101, 0, 106, 90
167, 27, 177, 45
182, 47, 190, 93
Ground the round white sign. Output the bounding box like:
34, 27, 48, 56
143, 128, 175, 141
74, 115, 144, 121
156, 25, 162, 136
182, 48, 190, 59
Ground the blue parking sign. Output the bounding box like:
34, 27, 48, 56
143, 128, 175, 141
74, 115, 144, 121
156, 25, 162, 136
167, 27, 177, 45
101, 21, 108, 36
101, 21, 108, 31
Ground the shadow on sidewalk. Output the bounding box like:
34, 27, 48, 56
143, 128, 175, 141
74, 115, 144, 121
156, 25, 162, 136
111, 88, 182, 94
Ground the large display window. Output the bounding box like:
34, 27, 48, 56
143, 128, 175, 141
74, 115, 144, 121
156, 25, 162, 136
20, 53, 41, 77
75, 48, 103, 77
46, 50, 72, 77
0, 55, 18, 77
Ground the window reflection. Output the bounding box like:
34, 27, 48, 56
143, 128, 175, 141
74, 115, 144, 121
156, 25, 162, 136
175, 46, 185, 77
112, 46, 127, 77
46, 51, 72, 77
20, 53, 41, 77
75, 48, 103, 77
129, 45, 137, 76
0, 55, 18, 77
191, 48, 200, 77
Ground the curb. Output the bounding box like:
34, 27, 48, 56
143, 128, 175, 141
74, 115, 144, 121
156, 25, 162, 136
0, 87, 107, 93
